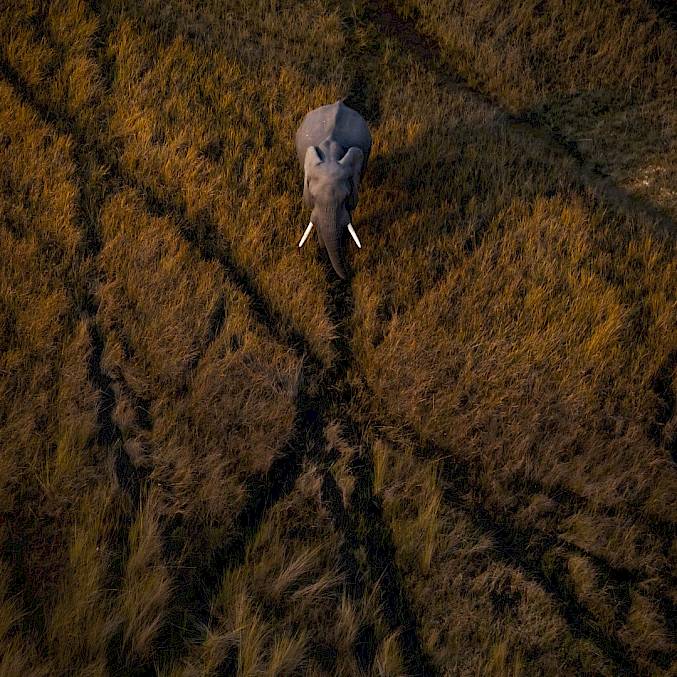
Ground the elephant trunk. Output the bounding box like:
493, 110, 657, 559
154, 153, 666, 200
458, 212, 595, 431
315, 208, 350, 280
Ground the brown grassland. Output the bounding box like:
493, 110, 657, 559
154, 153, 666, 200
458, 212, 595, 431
0, 0, 675, 675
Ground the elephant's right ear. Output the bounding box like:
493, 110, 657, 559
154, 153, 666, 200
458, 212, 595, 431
303, 146, 322, 207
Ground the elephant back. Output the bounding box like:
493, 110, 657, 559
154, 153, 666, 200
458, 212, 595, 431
295, 101, 372, 171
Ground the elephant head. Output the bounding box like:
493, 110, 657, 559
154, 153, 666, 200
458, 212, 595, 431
298, 145, 363, 280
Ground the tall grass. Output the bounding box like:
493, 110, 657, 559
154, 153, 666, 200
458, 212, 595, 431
393, 0, 677, 218
0, 0, 674, 673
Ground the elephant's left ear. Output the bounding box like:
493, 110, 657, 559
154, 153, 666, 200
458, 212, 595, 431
340, 147, 364, 210
340, 146, 364, 177
304, 145, 322, 207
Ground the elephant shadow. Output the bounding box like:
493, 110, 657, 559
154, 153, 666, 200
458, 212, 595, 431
328, 106, 674, 344
353, 107, 670, 275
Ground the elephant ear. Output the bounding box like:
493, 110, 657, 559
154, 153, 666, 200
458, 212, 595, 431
339, 146, 364, 211
303, 145, 322, 207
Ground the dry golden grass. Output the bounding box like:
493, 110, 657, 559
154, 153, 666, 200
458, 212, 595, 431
0, 0, 675, 674
370, 436, 596, 674
172, 462, 397, 676
393, 0, 677, 219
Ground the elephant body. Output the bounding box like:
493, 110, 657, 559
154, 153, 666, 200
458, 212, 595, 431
295, 101, 372, 279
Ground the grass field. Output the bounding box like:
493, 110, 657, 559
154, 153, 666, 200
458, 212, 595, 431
0, 0, 675, 675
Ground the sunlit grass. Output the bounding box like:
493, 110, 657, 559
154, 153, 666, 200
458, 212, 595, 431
0, 0, 674, 673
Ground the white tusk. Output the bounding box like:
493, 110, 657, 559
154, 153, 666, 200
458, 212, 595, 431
347, 222, 361, 248
298, 221, 313, 247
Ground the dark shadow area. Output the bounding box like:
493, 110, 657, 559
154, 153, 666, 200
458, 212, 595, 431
343, 65, 381, 127
649, 348, 677, 464
648, 0, 677, 25
314, 256, 438, 675
367, 0, 676, 238
3, 0, 674, 673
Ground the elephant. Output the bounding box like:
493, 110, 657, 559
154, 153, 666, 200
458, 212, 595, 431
295, 100, 372, 280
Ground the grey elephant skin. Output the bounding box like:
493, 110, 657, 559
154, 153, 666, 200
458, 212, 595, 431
295, 100, 372, 279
